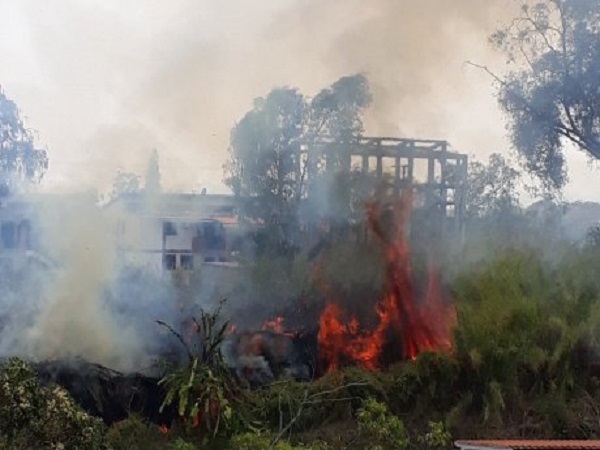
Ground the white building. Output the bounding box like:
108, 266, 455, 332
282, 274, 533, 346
105, 192, 244, 272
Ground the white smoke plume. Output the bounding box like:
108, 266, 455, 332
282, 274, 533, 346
0, 191, 186, 372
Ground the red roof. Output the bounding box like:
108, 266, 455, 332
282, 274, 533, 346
455, 441, 600, 450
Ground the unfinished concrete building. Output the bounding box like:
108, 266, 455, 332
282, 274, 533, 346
304, 137, 469, 237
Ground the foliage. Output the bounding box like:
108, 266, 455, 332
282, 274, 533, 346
167, 438, 199, 450
388, 352, 461, 417
0, 86, 48, 195
229, 431, 331, 450
106, 415, 170, 450
586, 224, 600, 248
417, 421, 453, 450
465, 153, 524, 219
491, 0, 600, 188
224, 74, 371, 244
355, 398, 409, 450
158, 300, 245, 442
109, 170, 141, 200
448, 247, 600, 429
0, 357, 108, 450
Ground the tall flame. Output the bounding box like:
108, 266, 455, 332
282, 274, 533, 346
317, 195, 455, 372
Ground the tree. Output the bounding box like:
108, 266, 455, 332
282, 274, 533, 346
224, 74, 371, 243
145, 148, 161, 194
110, 170, 141, 199
465, 153, 523, 219
0, 86, 48, 195
489, 0, 600, 189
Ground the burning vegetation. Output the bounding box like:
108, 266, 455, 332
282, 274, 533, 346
317, 196, 455, 372
4, 1, 600, 447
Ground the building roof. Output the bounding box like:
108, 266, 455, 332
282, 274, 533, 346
455, 441, 600, 450
105, 192, 238, 220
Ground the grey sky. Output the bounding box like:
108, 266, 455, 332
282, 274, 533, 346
0, 0, 598, 201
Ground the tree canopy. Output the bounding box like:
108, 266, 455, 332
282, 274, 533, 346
465, 153, 523, 219
491, 0, 600, 189
0, 87, 48, 195
109, 170, 141, 200
224, 74, 371, 239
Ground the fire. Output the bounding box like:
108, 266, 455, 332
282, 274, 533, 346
158, 424, 168, 434
261, 315, 285, 333
317, 195, 456, 372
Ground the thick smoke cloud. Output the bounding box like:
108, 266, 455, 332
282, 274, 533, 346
1, 0, 598, 199
0, 193, 187, 373
0, 0, 514, 190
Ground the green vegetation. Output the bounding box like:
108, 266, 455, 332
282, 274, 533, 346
0, 357, 108, 449
4, 238, 600, 449
157, 300, 249, 442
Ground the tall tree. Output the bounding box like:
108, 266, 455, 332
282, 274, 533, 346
490, 0, 600, 189
145, 148, 161, 194
224, 74, 371, 240
0, 86, 48, 195
465, 153, 523, 219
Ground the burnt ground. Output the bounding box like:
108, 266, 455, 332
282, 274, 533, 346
33, 359, 175, 426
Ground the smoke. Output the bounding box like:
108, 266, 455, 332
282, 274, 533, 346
0, 192, 189, 373
24, 200, 134, 368
0, 0, 526, 195
1, 0, 599, 376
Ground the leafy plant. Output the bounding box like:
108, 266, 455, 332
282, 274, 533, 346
417, 421, 452, 450
229, 431, 331, 450
0, 357, 108, 449
168, 438, 199, 450
158, 300, 243, 441
356, 398, 409, 450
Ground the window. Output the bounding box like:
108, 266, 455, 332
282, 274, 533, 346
163, 221, 177, 236
163, 253, 176, 270
1, 222, 16, 249
202, 222, 226, 250
180, 254, 194, 270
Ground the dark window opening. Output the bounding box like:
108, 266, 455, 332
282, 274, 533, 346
202, 222, 226, 251
181, 254, 194, 270
163, 253, 176, 270
163, 221, 177, 236
204, 256, 216, 263
1, 222, 16, 249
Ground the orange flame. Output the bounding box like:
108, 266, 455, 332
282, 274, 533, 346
317, 195, 456, 372
261, 315, 285, 333
158, 424, 168, 434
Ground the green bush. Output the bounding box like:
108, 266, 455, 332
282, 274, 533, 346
417, 421, 452, 450
355, 398, 409, 450
106, 415, 170, 450
159, 301, 251, 443
168, 438, 201, 450
0, 358, 108, 450
229, 431, 330, 450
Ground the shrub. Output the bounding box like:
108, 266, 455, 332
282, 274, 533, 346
229, 431, 331, 450
158, 300, 248, 442
0, 357, 108, 450
355, 398, 409, 450
168, 438, 200, 450
417, 421, 452, 450
106, 415, 170, 450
